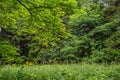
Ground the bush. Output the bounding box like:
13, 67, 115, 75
91, 48, 120, 63
105, 30, 120, 49
0, 41, 19, 64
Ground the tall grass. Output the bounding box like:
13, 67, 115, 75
0, 63, 120, 80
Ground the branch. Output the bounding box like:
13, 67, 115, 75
17, 0, 33, 16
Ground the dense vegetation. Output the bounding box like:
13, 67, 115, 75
0, 64, 120, 80
0, 0, 120, 64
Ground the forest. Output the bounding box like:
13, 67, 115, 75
0, 0, 120, 80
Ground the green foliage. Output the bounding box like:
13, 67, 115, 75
0, 41, 19, 64
89, 19, 120, 40
102, 0, 120, 22
91, 48, 120, 63
0, 64, 120, 80
68, 1, 103, 36
105, 30, 120, 49
0, 0, 120, 64
0, 0, 77, 63
88, 19, 120, 63
66, 0, 120, 64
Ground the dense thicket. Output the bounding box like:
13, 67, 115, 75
0, 0, 120, 64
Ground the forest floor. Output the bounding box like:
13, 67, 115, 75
0, 63, 120, 80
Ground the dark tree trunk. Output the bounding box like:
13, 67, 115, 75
19, 40, 29, 57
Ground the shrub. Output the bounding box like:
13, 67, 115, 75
0, 40, 19, 64
91, 48, 120, 63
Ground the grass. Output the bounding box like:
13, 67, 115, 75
0, 63, 120, 80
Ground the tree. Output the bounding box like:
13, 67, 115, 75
0, 0, 77, 62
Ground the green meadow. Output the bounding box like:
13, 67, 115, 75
0, 63, 120, 80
